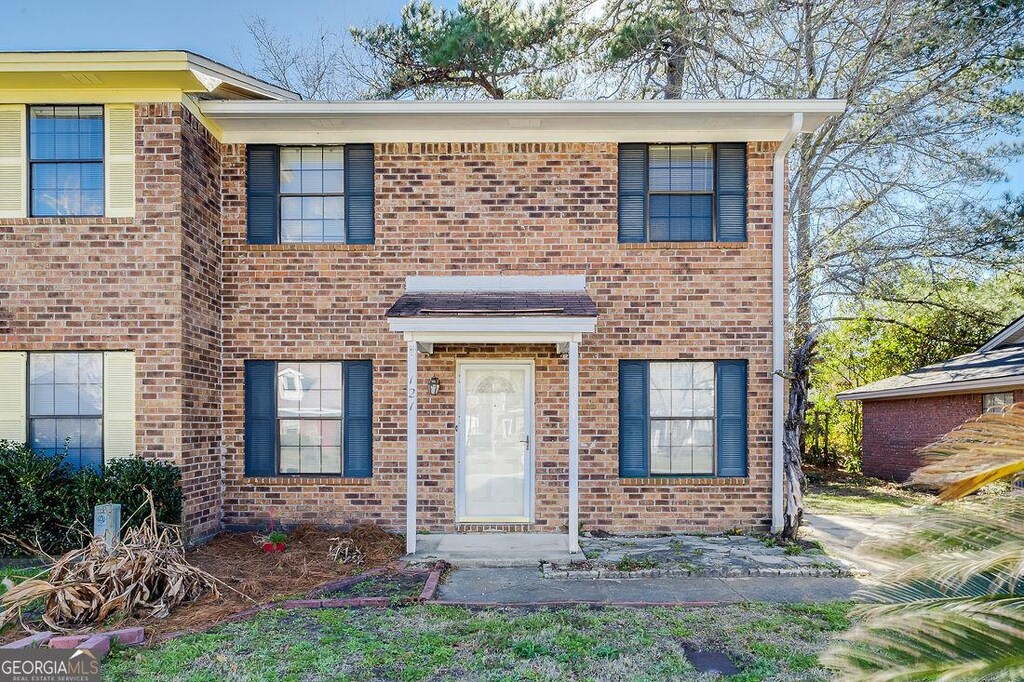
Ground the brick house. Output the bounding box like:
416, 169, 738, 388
838, 315, 1024, 481
0, 51, 843, 554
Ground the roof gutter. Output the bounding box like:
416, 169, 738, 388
771, 113, 802, 534
837, 375, 1024, 402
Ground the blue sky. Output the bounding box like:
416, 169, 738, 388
0, 0, 456, 67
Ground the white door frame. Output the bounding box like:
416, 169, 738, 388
455, 359, 535, 524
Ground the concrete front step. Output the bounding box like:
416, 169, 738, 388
407, 533, 583, 568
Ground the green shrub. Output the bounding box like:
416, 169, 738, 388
93, 457, 183, 528
0, 441, 88, 554
0, 441, 183, 556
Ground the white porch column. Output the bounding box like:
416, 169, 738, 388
406, 338, 418, 554
568, 340, 580, 554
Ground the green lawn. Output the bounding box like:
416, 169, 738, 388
103, 602, 851, 681
803, 470, 931, 516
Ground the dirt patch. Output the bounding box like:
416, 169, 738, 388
320, 572, 428, 601
0, 523, 404, 643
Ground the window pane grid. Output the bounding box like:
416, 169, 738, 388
28, 352, 104, 470
983, 392, 1015, 414
279, 146, 345, 244
277, 362, 344, 475
29, 106, 105, 217
647, 144, 715, 242
649, 361, 715, 475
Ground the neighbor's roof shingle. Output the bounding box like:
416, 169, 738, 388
838, 343, 1024, 400
386, 291, 598, 318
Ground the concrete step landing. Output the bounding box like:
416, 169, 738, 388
407, 533, 582, 568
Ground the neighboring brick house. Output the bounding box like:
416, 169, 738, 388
839, 316, 1024, 481
0, 51, 843, 554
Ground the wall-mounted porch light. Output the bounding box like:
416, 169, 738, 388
427, 376, 441, 395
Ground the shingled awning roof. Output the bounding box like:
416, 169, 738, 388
838, 343, 1024, 401
386, 291, 598, 318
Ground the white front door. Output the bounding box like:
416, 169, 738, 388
456, 361, 534, 523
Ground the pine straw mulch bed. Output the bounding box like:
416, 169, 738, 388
0, 523, 405, 643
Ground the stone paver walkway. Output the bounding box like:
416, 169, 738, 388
544, 533, 854, 578
439, 567, 864, 605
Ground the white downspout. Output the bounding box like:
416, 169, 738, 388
771, 113, 803, 534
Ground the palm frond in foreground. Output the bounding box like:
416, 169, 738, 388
825, 405, 1024, 681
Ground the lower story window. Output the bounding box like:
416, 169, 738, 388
277, 362, 343, 474
983, 391, 1015, 414
28, 351, 104, 470
649, 361, 715, 475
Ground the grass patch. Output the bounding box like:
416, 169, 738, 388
804, 469, 932, 516
102, 602, 853, 681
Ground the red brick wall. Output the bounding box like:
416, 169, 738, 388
861, 388, 1024, 481
179, 107, 224, 538
220, 141, 779, 534
0, 103, 183, 467
0, 103, 223, 539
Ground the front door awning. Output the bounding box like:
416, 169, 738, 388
386, 275, 597, 343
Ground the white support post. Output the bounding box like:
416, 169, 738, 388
568, 340, 580, 554
406, 339, 418, 554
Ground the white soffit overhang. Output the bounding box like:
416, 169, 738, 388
198, 99, 846, 144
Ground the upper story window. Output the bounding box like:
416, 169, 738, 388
618, 142, 747, 244
648, 145, 715, 242
29, 106, 104, 217
246, 144, 375, 246
280, 147, 345, 243
28, 352, 104, 470
983, 391, 1014, 414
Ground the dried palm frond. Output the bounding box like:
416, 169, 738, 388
327, 537, 364, 565
0, 491, 219, 633
911, 404, 1024, 501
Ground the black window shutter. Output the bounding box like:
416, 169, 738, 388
244, 360, 278, 477
246, 145, 279, 244
716, 360, 748, 477
344, 144, 375, 245
715, 143, 747, 242
618, 360, 650, 477
618, 144, 648, 243
343, 360, 373, 477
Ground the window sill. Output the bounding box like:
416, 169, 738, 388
619, 241, 749, 250
0, 216, 134, 225
243, 475, 374, 485
620, 476, 749, 486
245, 243, 375, 252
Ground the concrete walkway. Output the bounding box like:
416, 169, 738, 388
803, 513, 900, 576
438, 567, 864, 605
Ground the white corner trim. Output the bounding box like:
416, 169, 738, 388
837, 375, 1024, 402
405, 275, 586, 293
771, 112, 803, 535
978, 316, 1024, 353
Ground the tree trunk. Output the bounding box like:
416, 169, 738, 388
782, 335, 816, 540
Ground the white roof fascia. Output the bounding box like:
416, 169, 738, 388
837, 376, 1024, 402
978, 316, 1024, 352
198, 99, 846, 144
